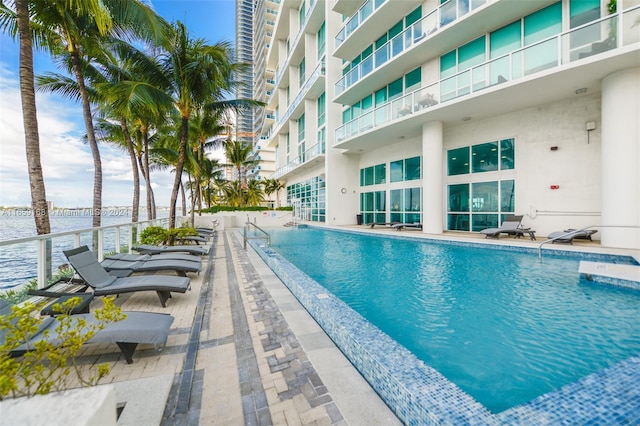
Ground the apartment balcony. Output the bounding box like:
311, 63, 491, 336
270, 142, 326, 180
334, 8, 640, 153
266, 0, 322, 85
333, 0, 421, 58
332, 0, 362, 17
333, 0, 559, 105
266, 62, 326, 147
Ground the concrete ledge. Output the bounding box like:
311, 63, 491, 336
579, 261, 640, 290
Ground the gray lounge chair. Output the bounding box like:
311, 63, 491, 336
548, 229, 598, 244
392, 223, 422, 231
107, 252, 202, 263
132, 244, 209, 256
0, 299, 174, 364
100, 257, 201, 277
64, 246, 191, 307
479, 215, 524, 238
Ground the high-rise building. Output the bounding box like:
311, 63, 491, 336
253, 0, 640, 248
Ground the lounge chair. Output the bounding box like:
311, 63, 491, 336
369, 222, 400, 229
548, 229, 598, 244
176, 235, 209, 245
392, 223, 423, 231
0, 299, 174, 364
107, 252, 202, 263
100, 256, 201, 277
132, 244, 209, 256
479, 215, 524, 238
64, 246, 191, 307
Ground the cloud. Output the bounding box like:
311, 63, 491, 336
0, 64, 175, 208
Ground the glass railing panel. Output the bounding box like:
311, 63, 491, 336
471, 0, 486, 10
440, 0, 457, 27
623, 7, 640, 46
360, 0, 373, 25
489, 55, 511, 86
346, 15, 359, 37
523, 37, 559, 76
458, 0, 470, 18
374, 44, 389, 68
565, 14, 618, 63
361, 55, 374, 78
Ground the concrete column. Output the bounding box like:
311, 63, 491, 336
422, 121, 444, 234
601, 67, 640, 249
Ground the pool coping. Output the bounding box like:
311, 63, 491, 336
248, 227, 640, 425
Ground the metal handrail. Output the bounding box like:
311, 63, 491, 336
243, 216, 271, 249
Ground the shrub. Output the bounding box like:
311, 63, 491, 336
0, 296, 125, 400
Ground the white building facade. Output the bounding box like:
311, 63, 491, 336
255, 0, 640, 249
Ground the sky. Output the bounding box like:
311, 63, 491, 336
0, 0, 236, 208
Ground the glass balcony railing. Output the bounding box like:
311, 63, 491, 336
335, 0, 488, 96
271, 61, 325, 136
335, 0, 385, 49
270, 142, 326, 180
335, 9, 636, 145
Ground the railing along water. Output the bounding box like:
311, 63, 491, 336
0, 216, 172, 291
538, 225, 640, 259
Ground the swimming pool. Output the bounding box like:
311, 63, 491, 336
250, 226, 640, 424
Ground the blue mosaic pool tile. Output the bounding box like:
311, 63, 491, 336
248, 231, 640, 425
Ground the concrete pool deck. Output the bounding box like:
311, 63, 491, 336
10, 225, 639, 424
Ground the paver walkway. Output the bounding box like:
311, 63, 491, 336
63, 229, 397, 425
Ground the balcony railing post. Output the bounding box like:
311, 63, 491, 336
36, 239, 52, 289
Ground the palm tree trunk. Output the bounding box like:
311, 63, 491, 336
70, 50, 102, 229
143, 132, 154, 219
169, 116, 189, 229
16, 0, 50, 235
120, 117, 139, 223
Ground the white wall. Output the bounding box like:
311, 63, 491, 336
443, 93, 602, 237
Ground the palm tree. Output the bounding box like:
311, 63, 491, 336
30, 0, 166, 228
224, 140, 258, 187
245, 179, 265, 207
263, 178, 285, 209
6, 0, 51, 235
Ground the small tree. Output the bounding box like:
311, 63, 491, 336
0, 296, 125, 400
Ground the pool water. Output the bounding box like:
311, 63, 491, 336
267, 227, 640, 413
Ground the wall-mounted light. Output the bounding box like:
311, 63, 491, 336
586, 121, 596, 144
340, 187, 347, 194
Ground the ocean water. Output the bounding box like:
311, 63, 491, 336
267, 227, 640, 413
0, 209, 167, 291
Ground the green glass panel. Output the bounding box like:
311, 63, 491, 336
317, 22, 325, 59
390, 189, 402, 211
299, 57, 305, 87
375, 33, 388, 49
342, 109, 351, 124
364, 167, 374, 186
364, 213, 374, 224
490, 21, 521, 58
404, 187, 421, 211
447, 147, 469, 175
472, 141, 499, 173
472, 214, 498, 232
317, 92, 326, 126
570, 0, 600, 27
440, 50, 457, 78
524, 2, 561, 45
500, 180, 515, 212
389, 21, 403, 38
351, 101, 361, 118
388, 77, 403, 100
375, 88, 387, 106
390, 160, 403, 182
360, 168, 365, 186
406, 6, 422, 27
404, 156, 421, 180
374, 163, 386, 184
362, 45, 373, 58
471, 181, 499, 212
298, 114, 305, 142
375, 190, 386, 211
500, 138, 515, 170
406, 213, 421, 223
458, 36, 486, 71
375, 212, 386, 223
405, 67, 422, 91
448, 214, 469, 231
390, 212, 402, 222
364, 192, 374, 210
448, 184, 469, 212
361, 94, 373, 110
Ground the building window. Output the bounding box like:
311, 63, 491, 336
359, 163, 385, 186
448, 139, 515, 176
360, 190, 386, 224
299, 57, 305, 88
317, 21, 325, 59
447, 180, 515, 232
287, 175, 325, 222
390, 187, 421, 223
